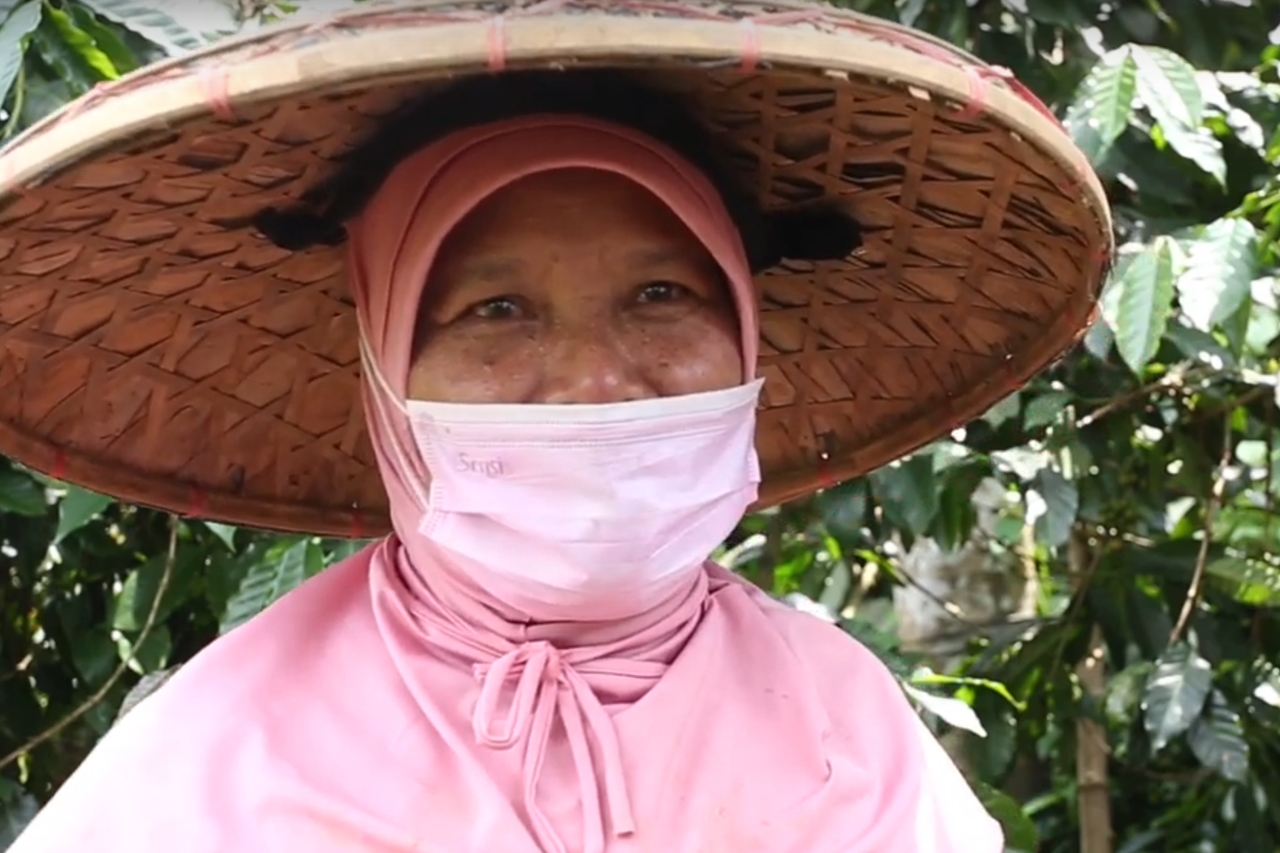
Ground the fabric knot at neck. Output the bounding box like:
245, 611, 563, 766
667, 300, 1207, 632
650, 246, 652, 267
473, 640, 636, 853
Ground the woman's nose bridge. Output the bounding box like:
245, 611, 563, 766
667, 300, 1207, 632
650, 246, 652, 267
541, 312, 646, 401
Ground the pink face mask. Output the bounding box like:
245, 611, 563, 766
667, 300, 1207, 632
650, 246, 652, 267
364, 337, 765, 617
349, 114, 766, 622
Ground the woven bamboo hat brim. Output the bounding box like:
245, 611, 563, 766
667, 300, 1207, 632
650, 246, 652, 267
0, 0, 1113, 538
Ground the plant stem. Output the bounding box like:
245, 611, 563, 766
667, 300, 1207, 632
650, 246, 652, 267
0, 515, 180, 772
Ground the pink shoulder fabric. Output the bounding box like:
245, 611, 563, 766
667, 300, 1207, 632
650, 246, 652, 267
10, 545, 1004, 852
9, 114, 1005, 853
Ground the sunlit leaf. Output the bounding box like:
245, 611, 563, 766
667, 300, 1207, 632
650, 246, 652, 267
220, 538, 318, 633
55, 485, 113, 542
1029, 467, 1078, 548
1142, 642, 1213, 753
75, 0, 206, 55
902, 683, 987, 736
1205, 557, 1280, 607
0, 1, 40, 107
1132, 44, 1204, 129
1101, 239, 1177, 374
1188, 692, 1250, 782
42, 4, 118, 80
1177, 219, 1258, 331
1063, 47, 1138, 161
1105, 661, 1154, 725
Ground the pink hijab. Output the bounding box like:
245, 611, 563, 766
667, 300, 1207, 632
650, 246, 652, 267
9, 115, 1004, 853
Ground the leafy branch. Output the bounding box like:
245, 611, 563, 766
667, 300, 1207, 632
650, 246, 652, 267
0, 514, 179, 773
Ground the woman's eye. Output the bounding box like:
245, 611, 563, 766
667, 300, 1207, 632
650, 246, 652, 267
468, 297, 524, 320
637, 281, 692, 304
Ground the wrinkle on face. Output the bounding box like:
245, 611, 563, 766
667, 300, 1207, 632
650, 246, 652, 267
406, 168, 743, 405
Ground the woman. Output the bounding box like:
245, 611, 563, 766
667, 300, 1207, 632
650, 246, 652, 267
0, 4, 1110, 852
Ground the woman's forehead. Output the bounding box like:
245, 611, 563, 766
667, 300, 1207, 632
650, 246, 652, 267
432, 169, 716, 269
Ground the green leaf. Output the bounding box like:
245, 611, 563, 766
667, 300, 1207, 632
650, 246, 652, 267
1063, 47, 1138, 161
815, 480, 868, 538
1024, 391, 1072, 430
69, 625, 117, 686
1188, 692, 1250, 783
1205, 557, 1280, 607
204, 522, 239, 551
902, 683, 987, 736
30, 19, 96, 96
0, 777, 39, 849
75, 0, 206, 55
971, 780, 1038, 853
42, 4, 118, 79
0, 466, 47, 516
870, 454, 938, 536
1132, 44, 1204, 130
220, 538, 317, 633
1106, 661, 1155, 725
55, 485, 113, 543
0, 1, 41, 107
1142, 642, 1213, 753
1029, 467, 1078, 548
112, 550, 198, 632
1176, 218, 1259, 331
1156, 121, 1228, 184
1101, 239, 1177, 375
69, 4, 138, 74
117, 623, 171, 674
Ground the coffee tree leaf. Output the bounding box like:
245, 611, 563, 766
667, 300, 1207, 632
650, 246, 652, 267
1064, 47, 1138, 161
1188, 692, 1250, 783
1177, 218, 1259, 331
1142, 641, 1213, 753
220, 538, 318, 634
75, 0, 206, 55
0, 1, 40, 107
1101, 238, 1177, 374
55, 485, 113, 543
1132, 44, 1204, 129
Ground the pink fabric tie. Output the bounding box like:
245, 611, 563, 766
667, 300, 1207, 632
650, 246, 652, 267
471, 641, 638, 853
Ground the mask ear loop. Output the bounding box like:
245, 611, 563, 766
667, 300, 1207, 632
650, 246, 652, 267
357, 331, 436, 513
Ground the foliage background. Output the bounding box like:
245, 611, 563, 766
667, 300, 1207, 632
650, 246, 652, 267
1, 1, 1279, 851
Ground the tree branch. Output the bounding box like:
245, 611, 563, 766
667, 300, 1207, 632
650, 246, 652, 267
1169, 412, 1234, 646
0, 515, 180, 772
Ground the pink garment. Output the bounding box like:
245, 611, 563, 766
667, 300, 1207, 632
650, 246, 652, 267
9, 116, 1005, 853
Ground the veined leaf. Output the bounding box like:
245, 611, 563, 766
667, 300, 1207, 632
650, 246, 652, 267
1177, 218, 1259, 331
70, 3, 138, 75
55, 485, 113, 543
0, 465, 46, 516
1205, 557, 1280, 607
220, 538, 321, 633
1188, 692, 1250, 783
0, 1, 41, 107
1142, 641, 1213, 753
75, 0, 206, 55
1154, 119, 1228, 184
1063, 47, 1138, 162
1132, 44, 1204, 130
1029, 467, 1078, 548
42, 4, 119, 79
902, 683, 987, 736
971, 780, 1038, 853
1101, 238, 1178, 374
